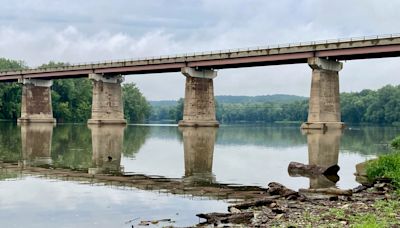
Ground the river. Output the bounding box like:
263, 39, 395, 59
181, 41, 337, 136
0, 122, 398, 227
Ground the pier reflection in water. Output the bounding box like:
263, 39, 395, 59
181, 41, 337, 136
181, 127, 217, 185
88, 124, 125, 175
21, 123, 54, 167
290, 129, 342, 189
307, 129, 341, 188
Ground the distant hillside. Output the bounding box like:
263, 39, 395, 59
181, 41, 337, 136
215, 95, 307, 104
149, 100, 178, 107
150, 95, 306, 106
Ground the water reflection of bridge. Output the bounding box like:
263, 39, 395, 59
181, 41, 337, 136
11, 124, 266, 200
3, 123, 349, 199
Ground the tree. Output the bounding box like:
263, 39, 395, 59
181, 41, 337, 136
122, 83, 151, 123
0, 58, 25, 120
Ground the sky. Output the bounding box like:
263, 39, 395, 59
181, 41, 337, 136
0, 0, 400, 100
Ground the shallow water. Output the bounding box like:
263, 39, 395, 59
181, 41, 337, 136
0, 122, 398, 227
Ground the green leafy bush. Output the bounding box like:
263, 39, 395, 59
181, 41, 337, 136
366, 152, 400, 188
390, 136, 400, 150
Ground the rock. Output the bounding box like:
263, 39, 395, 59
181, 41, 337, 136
228, 197, 276, 211
288, 162, 340, 177
267, 182, 298, 197
353, 185, 368, 193
197, 212, 254, 224
229, 207, 242, 213
299, 188, 352, 196
138, 221, 150, 226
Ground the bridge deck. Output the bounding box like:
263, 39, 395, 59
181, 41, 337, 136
1, 34, 400, 81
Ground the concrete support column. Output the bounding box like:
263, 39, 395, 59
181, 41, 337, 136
18, 79, 56, 124
21, 123, 54, 166
87, 74, 127, 125
301, 58, 344, 130
181, 127, 217, 184
88, 124, 125, 174
178, 67, 219, 127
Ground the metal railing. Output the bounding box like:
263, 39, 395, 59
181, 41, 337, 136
1, 33, 400, 74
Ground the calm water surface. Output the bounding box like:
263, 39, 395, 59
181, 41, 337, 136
0, 122, 398, 227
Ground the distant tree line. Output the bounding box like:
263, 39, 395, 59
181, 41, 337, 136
2, 57, 400, 125
150, 86, 400, 125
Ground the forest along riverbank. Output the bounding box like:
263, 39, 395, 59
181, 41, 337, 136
197, 161, 400, 227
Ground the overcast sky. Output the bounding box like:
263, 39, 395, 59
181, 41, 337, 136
1, 0, 400, 100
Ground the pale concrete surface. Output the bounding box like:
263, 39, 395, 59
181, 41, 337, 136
88, 124, 125, 174
17, 79, 56, 124
20, 123, 54, 166
301, 57, 344, 130
179, 68, 219, 127
87, 74, 127, 125
181, 67, 217, 79
181, 127, 217, 184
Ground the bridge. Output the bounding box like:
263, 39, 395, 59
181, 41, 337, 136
1, 34, 400, 128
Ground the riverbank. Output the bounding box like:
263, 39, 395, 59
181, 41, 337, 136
197, 180, 399, 227
197, 151, 400, 227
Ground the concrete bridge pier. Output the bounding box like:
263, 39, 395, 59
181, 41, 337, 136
87, 74, 127, 125
301, 57, 344, 130
178, 67, 219, 127
181, 127, 217, 184
18, 79, 56, 124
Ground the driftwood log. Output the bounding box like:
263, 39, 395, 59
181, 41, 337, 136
267, 182, 298, 197
288, 162, 340, 177
299, 187, 352, 196
228, 196, 279, 211
196, 212, 254, 224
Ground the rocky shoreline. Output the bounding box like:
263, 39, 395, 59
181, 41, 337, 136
196, 177, 399, 227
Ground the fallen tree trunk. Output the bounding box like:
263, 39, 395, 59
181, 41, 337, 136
197, 212, 254, 224
288, 162, 340, 177
299, 187, 352, 196
228, 196, 279, 211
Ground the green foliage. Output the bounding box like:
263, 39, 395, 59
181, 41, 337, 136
366, 152, 400, 188
51, 78, 92, 122
0, 58, 25, 120
0, 58, 26, 71
341, 85, 400, 124
0, 122, 22, 162
51, 124, 93, 170
123, 83, 151, 123
215, 94, 306, 104
390, 136, 400, 149
123, 125, 150, 157
38, 61, 70, 69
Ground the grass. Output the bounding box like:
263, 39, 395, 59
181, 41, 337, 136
293, 200, 400, 227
